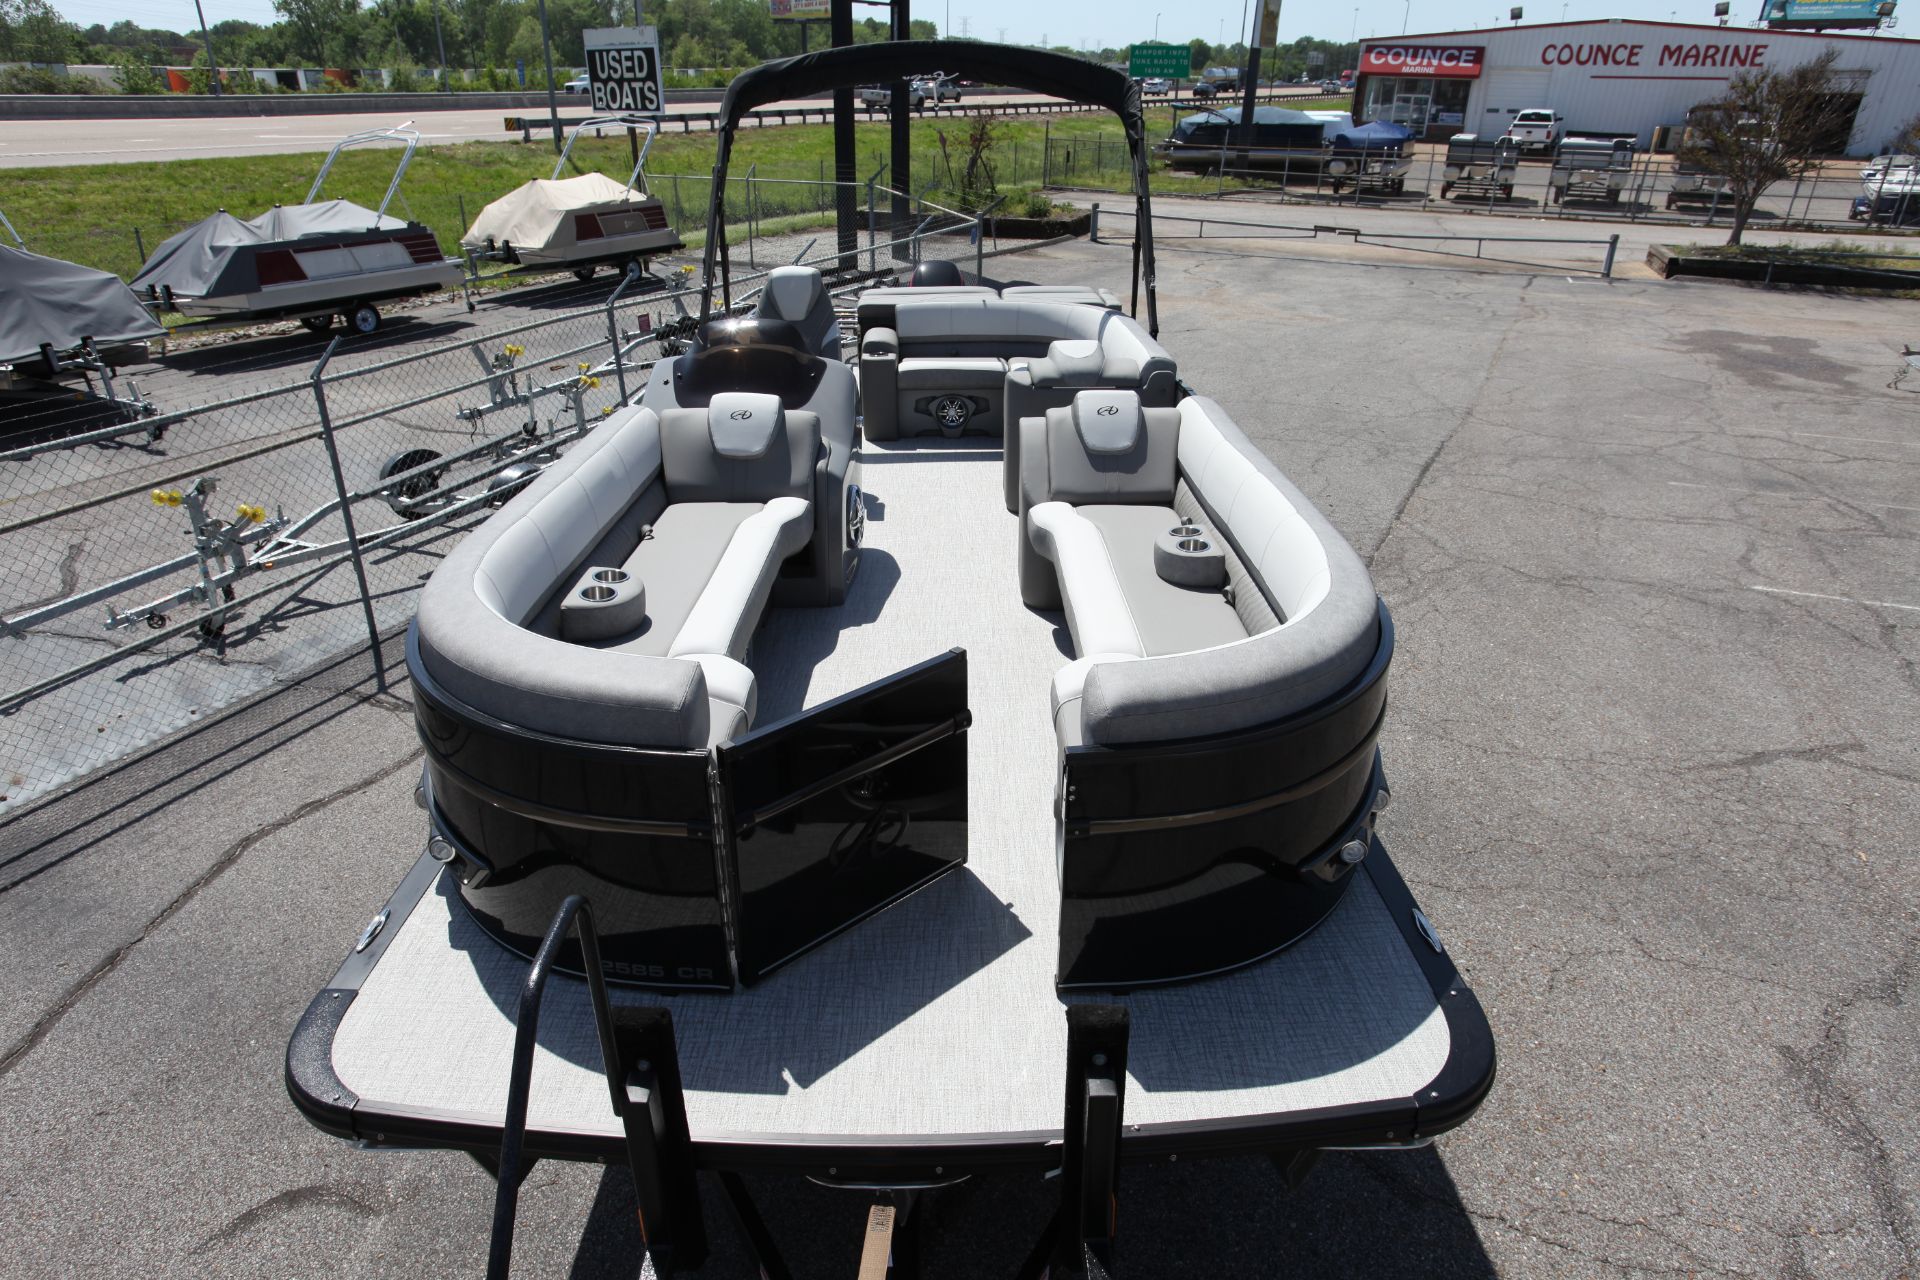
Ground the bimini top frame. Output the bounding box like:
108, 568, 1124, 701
305, 123, 422, 220
699, 40, 1159, 335
553, 114, 662, 197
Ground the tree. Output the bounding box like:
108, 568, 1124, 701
274, 0, 362, 64
1187, 37, 1208, 74
1678, 49, 1854, 246
0, 0, 83, 62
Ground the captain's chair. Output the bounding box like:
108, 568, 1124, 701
754, 266, 840, 359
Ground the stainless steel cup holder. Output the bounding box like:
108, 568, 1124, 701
1170, 524, 1203, 538
580, 585, 617, 602
591, 569, 630, 584
1177, 537, 1210, 553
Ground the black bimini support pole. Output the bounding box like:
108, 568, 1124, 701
486, 895, 707, 1279
1051, 1004, 1130, 1279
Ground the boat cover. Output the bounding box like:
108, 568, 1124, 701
130, 199, 408, 299
460, 173, 642, 251
1332, 121, 1413, 151
0, 245, 163, 366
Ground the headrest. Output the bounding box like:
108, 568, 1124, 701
697, 315, 805, 351
707, 393, 786, 459
1071, 390, 1143, 454
1047, 339, 1105, 381
762, 266, 823, 321
910, 259, 967, 288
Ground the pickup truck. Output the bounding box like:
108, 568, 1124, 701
859, 83, 928, 110
1504, 108, 1564, 154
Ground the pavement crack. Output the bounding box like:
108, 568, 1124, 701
0, 745, 423, 1079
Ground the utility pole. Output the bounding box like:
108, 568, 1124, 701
433, 0, 450, 92
536, 0, 561, 152
891, 0, 912, 263
834, 0, 857, 273
1238, 0, 1277, 148
191, 0, 221, 96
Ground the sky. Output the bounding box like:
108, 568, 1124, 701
48, 0, 1790, 49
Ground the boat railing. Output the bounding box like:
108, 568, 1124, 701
304, 122, 423, 219
551, 113, 662, 198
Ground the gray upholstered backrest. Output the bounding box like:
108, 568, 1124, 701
475, 408, 663, 623
755, 265, 834, 353
1175, 399, 1332, 622
1076, 396, 1380, 746
856, 285, 997, 332
415, 405, 712, 749
658, 395, 821, 503
1040, 390, 1179, 506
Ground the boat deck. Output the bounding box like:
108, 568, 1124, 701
318, 444, 1463, 1159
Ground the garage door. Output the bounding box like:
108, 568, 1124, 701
1479, 68, 1551, 131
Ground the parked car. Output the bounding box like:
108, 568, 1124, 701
1504, 108, 1565, 155
562, 74, 591, 94
1141, 77, 1171, 94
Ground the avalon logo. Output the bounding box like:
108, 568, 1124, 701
728, 409, 755, 420
1095, 404, 1121, 416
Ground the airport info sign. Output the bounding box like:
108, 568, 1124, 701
1129, 42, 1190, 79
584, 27, 664, 113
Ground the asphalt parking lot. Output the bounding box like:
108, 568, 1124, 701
1, 217, 1916, 1277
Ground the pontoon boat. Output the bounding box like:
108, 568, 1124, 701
130, 126, 462, 335
461, 115, 684, 283
288, 42, 1494, 1273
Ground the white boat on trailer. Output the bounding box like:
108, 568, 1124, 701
461, 114, 685, 284
286, 42, 1495, 1275
130, 125, 463, 336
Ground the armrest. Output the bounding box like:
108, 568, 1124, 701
861, 326, 899, 358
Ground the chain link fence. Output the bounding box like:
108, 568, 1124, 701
0, 192, 1004, 813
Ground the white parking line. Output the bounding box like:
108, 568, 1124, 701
1749, 585, 1920, 612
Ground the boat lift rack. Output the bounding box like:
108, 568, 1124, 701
480, 894, 1137, 1279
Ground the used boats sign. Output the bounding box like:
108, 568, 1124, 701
584, 26, 665, 114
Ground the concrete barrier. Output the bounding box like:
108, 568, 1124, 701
0, 85, 1050, 121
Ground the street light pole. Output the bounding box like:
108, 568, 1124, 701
191, 0, 221, 96
1154, 11, 1162, 37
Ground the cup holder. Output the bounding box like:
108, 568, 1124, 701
1154, 523, 1227, 589
561, 567, 648, 641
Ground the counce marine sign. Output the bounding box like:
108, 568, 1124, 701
1539, 40, 1771, 67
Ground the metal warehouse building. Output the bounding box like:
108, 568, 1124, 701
1353, 19, 1920, 155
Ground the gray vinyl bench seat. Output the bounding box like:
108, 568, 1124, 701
1020, 390, 1381, 755
416, 392, 821, 751
897, 356, 1011, 389
861, 297, 1177, 447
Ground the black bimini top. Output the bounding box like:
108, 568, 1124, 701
704, 41, 1159, 335
717, 40, 1144, 151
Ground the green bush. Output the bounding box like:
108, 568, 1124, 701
0, 65, 91, 94
109, 55, 163, 95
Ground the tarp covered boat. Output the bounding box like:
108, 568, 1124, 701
461, 116, 682, 280
129, 126, 461, 334
0, 243, 162, 369
1158, 104, 1337, 174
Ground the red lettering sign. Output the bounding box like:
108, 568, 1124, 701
1656, 41, 1768, 67
1359, 45, 1485, 78
1541, 43, 1644, 67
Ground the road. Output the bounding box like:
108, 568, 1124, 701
0, 89, 1326, 169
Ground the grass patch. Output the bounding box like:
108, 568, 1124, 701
5, 101, 1354, 279
1678, 239, 1920, 271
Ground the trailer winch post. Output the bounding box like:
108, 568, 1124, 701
309, 339, 387, 692
1051, 1004, 1130, 1279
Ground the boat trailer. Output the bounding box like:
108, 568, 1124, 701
1440, 135, 1518, 201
